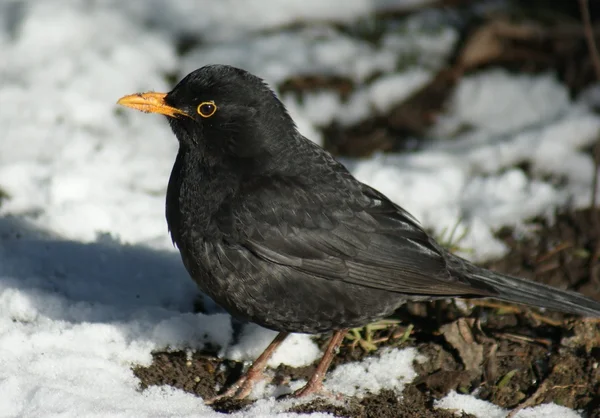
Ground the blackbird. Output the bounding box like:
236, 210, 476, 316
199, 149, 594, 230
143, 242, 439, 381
118, 64, 600, 401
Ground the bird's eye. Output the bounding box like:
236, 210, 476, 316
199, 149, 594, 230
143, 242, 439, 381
197, 101, 217, 118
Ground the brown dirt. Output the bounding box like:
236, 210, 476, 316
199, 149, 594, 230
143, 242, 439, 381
133, 207, 600, 417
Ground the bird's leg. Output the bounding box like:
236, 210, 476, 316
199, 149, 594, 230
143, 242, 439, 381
293, 329, 347, 398
206, 331, 289, 404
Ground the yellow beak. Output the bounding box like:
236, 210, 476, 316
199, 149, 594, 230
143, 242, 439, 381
117, 92, 188, 118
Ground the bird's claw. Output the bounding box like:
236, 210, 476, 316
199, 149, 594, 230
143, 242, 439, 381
205, 374, 251, 404
204, 371, 272, 404
292, 382, 340, 400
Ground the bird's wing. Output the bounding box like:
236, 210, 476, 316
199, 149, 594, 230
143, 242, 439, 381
227, 176, 493, 297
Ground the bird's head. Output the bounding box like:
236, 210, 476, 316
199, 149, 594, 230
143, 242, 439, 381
117, 65, 297, 163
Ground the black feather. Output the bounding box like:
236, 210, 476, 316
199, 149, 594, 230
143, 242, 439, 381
154, 64, 600, 334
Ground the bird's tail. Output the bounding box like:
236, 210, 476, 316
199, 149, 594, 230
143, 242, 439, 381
458, 260, 600, 317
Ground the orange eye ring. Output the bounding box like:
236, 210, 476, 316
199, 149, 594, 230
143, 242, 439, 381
197, 101, 217, 118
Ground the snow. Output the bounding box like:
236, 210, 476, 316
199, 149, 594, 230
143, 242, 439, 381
0, 0, 597, 417
368, 71, 432, 113
324, 348, 424, 397
119, 0, 438, 42
436, 70, 570, 135
435, 391, 583, 418
180, 17, 457, 86
225, 324, 321, 368
352, 75, 600, 260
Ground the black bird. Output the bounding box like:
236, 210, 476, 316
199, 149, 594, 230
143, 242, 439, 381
118, 64, 600, 401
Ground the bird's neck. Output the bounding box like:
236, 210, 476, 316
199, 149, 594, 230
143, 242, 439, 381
166, 146, 241, 246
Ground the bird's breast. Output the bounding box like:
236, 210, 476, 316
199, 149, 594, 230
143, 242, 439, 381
165, 149, 240, 245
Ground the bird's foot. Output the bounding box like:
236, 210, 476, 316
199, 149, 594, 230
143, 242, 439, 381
291, 330, 347, 400
293, 381, 323, 398
204, 372, 263, 404
205, 332, 290, 405
292, 381, 340, 400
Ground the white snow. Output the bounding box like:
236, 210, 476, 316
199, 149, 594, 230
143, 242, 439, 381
435, 391, 583, 418
324, 347, 424, 397
0, 0, 597, 417
434, 70, 571, 135
119, 0, 438, 42
225, 324, 321, 369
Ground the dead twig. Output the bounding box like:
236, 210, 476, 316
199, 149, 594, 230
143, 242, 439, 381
534, 261, 561, 275
466, 299, 565, 327
491, 332, 552, 348
580, 317, 600, 323
535, 241, 573, 263
579, 0, 600, 80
